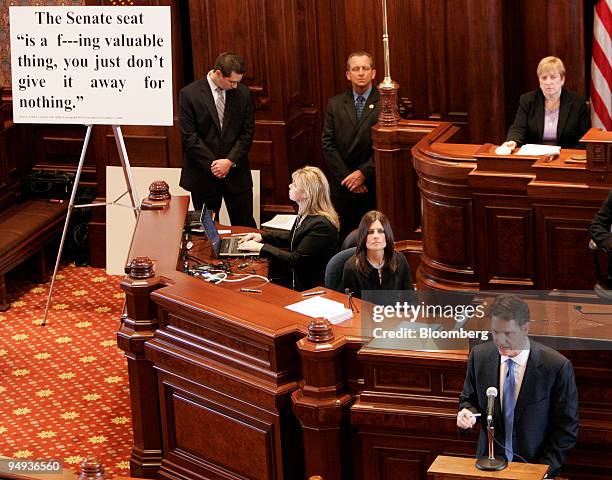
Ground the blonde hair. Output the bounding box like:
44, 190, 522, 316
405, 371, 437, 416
537, 56, 565, 78
292, 166, 340, 230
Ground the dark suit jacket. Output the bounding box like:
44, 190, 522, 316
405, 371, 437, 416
342, 252, 413, 301
321, 88, 380, 188
459, 340, 579, 477
589, 190, 612, 277
261, 215, 338, 291
179, 77, 254, 194
506, 88, 589, 148
589, 190, 612, 251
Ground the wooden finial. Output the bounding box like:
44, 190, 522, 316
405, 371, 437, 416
128, 256, 154, 279
148, 180, 171, 200
307, 318, 334, 343
377, 82, 401, 127
78, 458, 106, 479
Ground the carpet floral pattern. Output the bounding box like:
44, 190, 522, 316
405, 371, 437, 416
0, 263, 132, 478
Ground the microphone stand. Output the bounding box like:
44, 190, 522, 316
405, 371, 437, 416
476, 417, 507, 471
345, 288, 359, 313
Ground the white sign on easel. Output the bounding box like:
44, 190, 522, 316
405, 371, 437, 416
9, 6, 173, 323
10, 6, 172, 125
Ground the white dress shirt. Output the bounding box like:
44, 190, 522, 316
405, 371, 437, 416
207, 71, 225, 106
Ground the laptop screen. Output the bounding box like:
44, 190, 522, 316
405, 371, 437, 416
200, 207, 221, 256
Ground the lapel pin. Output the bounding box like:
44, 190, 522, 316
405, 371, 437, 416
369, 104, 374, 109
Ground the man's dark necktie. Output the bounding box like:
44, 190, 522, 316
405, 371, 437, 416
504, 358, 516, 461
355, 95, 365, 120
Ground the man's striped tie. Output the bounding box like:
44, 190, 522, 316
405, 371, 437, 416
215, 87, 225, 128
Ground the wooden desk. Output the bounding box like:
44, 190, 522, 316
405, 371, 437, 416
374, 122, 612, 291
428, 455, 548, 479
118, 193, 612, 480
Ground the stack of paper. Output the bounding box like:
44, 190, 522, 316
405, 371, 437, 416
261, 214, 297, 231
516, 144, 561, 156
285, 296, 353, 324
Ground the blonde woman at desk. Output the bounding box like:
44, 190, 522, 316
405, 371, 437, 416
238, 166, 339, 291
501, 56, 590, 150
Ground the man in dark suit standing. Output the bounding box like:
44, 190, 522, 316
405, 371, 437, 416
457, 294, 578, 478
179, 52, 256, 227
322, 51, 380, 241
589, 189, 612, 283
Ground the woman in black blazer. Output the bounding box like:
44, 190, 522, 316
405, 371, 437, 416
342, 210, 413, 302
238, 166, 339, 290
502, 56, 590, 149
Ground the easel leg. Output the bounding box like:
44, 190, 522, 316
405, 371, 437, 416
112, 125, 140, 218
42, 125, 93, 326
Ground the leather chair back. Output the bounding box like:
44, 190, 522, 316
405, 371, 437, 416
324, 247, 356, 292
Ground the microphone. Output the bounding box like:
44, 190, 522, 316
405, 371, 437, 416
345, 288, 359, 313
476, 385, 508, 471
486, 386, 498, 424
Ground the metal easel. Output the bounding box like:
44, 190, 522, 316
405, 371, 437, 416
42, 125, 139, 326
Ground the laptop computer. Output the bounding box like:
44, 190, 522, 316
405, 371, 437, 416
200, 207, 258, 258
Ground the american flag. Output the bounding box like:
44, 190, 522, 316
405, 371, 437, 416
591, 0, 612, 130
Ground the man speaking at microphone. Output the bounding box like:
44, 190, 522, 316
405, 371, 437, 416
456, 294, 579, 477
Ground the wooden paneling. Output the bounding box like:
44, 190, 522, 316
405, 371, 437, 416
373, 365, 431, 393
466, 0, 506, 143
0, 121, 28, 209
476, 201, 536, 288
535, 205, 598, 290
163, 384, 274, 480
422, 195, 471, 267
104, 134, 170, 168
371, 443, 430, 480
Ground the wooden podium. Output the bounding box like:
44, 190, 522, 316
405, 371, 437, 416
428, 455, 548, 480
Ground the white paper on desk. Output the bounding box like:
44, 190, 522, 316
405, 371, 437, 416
261, 214, 297, 231
285, 296, 353, 324
516, 144, 561, 156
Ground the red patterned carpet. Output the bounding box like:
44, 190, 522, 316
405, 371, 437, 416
1, 263, 132, 478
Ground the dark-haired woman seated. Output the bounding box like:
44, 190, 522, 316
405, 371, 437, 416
342, 210, 413, 301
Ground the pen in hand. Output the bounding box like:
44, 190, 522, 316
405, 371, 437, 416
302, 290, 325, 297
